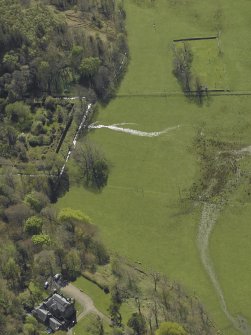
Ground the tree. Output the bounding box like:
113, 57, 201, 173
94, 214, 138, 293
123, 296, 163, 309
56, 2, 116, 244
33, 250, 58, 283
58, 207, 91, 224
24, 216, 43, 235
79, 57, 101, 78
194, 76, 204, 105
31, 234, 51, 246
4, 203, 32, 231
150, 271, 160, 292
3, 52, 18, 72
88, 316, 104, 335
173, 43, 193, 93
24, 191, 49, 212
74, 142, 110, 190
5, 102, 32, 131
128, 313, 146, 335
64, 248, 81, 280
155, 322, 187, 335
2, 257, 20, 289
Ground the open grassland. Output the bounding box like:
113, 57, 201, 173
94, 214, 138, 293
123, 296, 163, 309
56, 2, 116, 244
174, 38, 227, 90
58, 0, 251, 333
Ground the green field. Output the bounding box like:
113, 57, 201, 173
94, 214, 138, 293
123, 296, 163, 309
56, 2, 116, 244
58, 0, 251, 334
174, 37, 227, 90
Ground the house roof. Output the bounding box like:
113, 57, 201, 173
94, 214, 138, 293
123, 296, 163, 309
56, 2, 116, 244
45, 293, 72, 314
35, 307, 50, 323
49, 317, 62, 331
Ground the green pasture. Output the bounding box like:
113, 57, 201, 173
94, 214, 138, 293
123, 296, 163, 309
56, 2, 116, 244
58, 0, 251, 334
174, 38, 226, 90
74, 314, 111, 335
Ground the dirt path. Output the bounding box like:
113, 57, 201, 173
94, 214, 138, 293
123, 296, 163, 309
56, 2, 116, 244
59, 103, 92, 178
198, 202, 251, 335
62, 283, 110, 334
197, 145, 251, 334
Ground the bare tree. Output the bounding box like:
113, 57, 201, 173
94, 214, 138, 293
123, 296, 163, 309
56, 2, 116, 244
150, 271, 160, 292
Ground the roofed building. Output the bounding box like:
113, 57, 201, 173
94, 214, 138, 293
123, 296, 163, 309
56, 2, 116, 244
32, 293, 76, 332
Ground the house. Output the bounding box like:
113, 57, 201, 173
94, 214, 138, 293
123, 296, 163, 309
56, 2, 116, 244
32, 293, 76, 332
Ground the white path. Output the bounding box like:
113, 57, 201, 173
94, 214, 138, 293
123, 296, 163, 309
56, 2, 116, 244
59, 103, 92, 177
89, 122, 180, 137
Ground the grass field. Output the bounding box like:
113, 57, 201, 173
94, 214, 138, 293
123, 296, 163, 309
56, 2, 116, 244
174, 37, 227, 90
57, 0, 251, 334
73, 314, 111, 335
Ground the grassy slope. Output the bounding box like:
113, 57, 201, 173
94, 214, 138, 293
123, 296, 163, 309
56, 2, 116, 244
73, 277, 110, 316
58, 0, 251, 334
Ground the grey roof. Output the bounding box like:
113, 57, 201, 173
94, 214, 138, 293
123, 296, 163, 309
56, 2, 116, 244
49, 317, 61, 331
35, 307, 50, 323
45, 293, 71, 313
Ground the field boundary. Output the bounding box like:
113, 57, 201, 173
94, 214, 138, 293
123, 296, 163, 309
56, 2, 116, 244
115, 90, 251, 98
173, 36, 217, 43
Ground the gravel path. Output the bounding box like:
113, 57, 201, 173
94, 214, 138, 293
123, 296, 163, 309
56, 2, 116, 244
198, 202, 251, 335
62, 283, 110, 335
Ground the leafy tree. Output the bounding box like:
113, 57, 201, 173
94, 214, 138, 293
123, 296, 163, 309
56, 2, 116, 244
33, 250, 59, 283
4, 203, 32, 228
155, 322, 187, 335
24, 216, 43, 235
5, 102, 32, 131
71, 45, 84, 69
31, 234, 51, 246
79, 57, 101, 78
64, 248, 81, 279
3, 53, 18, 72
24, 191, 49, 212
93, 159, 109, 189
58, 207, 91, 223
74, 142, 110, 190
23, 323, 37, 335
2, 257, 20, 289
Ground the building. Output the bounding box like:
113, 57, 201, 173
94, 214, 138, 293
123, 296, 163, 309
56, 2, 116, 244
32, 293, 76, 332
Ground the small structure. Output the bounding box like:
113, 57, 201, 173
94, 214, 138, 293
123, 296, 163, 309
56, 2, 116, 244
32, 293, 76, 332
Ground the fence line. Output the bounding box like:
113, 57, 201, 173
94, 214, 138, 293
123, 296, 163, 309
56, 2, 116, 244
115, 90, 251, 98
173, 36, 217, 42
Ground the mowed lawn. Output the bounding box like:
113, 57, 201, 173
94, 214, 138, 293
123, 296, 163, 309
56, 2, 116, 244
58, 0, 251, 334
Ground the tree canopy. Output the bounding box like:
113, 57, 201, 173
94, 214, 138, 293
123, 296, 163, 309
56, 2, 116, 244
155, 322, 187, 335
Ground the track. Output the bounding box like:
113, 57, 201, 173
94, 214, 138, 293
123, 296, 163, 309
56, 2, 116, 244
198, 144, 251, 335
62, 283, 110, 335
